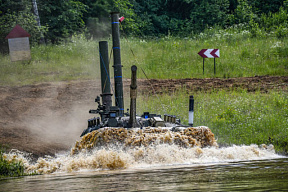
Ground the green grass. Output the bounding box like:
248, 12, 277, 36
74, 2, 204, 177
0, 149, 25, 178
0, 35, 100, 86
121, 36, 288, 79
0, 32, 287, 86
137, 89, 288, 154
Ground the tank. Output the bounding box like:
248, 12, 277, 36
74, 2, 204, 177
80, 12, 193, 137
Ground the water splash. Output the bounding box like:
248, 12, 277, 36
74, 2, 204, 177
72, 127, 217, 155
2, 127, 282, 175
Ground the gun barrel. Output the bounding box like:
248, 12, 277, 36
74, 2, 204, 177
111, 12, 124, 116
99, 41, 112, 108
129, 65, 137, 127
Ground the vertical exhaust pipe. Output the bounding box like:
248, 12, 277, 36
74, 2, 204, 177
189, 95, 194, 126
111, 12, 124, 116
99, 41, 112, 108
129, 65, 138, 127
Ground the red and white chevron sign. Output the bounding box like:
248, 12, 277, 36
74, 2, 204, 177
198, 49, 220, 58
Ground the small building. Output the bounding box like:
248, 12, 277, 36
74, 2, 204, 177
5, 25, 31, 62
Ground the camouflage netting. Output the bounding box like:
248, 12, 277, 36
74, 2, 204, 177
71, 127, 218, 155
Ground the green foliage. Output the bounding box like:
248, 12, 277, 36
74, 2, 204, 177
113, 0, 140, 35
1, 0, 287, 42
133, 0, 176, 35
227, 0, 288, 38
37, 0, 87, 43
275, 25, 288, 39
138, 90, 288, 154
187, 0, 230, 33
259, 6, 288, 38
248, 0, 284, 15
80, 0, 113, 19
132, 0, 230, 36
228, 0, 255, 25
0, 149, 25, 178
79, 0, 113, 38
228, 0, 238, 13
0, 0, 47, 53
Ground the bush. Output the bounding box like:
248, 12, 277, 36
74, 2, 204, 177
0, 150, 25, 178
275, 25, 288, 39
0, 1, 47, 54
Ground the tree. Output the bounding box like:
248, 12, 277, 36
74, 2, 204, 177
248, 0, 284, 15
187, 0, 230, 32
0, 0, 46, 53
36, 0, 87, 43
113, 0, 140, 35
132, 0, 230, 36
229, 0, 256, 24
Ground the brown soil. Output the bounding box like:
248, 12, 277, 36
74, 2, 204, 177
138, 75, 288, 94
0, 76, 287, 159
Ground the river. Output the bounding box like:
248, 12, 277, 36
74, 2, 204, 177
0, 144, 287, 191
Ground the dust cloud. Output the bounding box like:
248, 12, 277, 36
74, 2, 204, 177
0, 80, 102, 156
22, 81, 100, 148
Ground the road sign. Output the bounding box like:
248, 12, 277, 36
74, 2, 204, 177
198, 49, 220, 75
198, 49, 220, 58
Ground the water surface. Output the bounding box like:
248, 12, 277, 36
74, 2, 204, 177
1, 158, 287, 191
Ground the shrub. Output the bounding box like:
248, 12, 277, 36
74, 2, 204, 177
0, 150, 25, 178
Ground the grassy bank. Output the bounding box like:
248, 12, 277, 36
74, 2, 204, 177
0, 149, 25, 178
0, 32, 287, 86
0, 31, 287, 154
122, 36, 288, 79
138, 89, 288, 154
0, 35, 99, 86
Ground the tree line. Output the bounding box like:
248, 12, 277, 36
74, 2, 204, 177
0, 0, 287, 52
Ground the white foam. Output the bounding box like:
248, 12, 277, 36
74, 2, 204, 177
3, 144, 284, 174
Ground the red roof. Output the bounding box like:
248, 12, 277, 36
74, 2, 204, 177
5, 25, 30, 39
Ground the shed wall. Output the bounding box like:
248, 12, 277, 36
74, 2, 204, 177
8, 37, 31, 61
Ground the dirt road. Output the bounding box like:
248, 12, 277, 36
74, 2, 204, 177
0, 76, 287, 158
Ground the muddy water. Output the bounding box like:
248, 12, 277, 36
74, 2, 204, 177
0, 157, 287, 191
1, 127, 287, 191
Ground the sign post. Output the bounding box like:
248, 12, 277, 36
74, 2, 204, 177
203, 58, 205, 75
214, 57, 216, 74
198, 49, 220, 75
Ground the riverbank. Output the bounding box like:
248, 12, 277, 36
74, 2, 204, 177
0, 77, 287, 158
0, 35, 287, 177
0, 35, 287, 86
